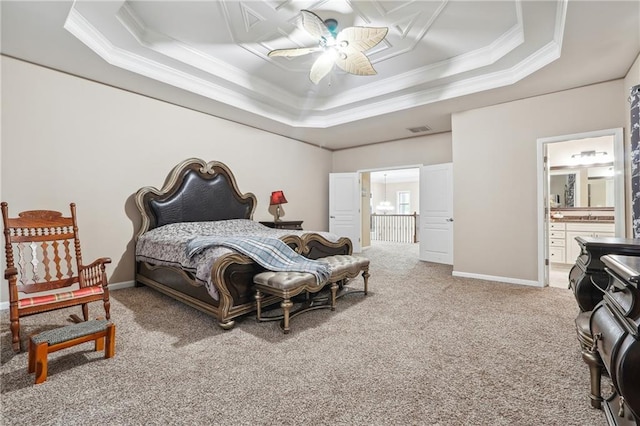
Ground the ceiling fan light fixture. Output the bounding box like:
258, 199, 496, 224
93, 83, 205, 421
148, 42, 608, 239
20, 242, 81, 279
324, 18, 338, 36
268, 10, 388, 85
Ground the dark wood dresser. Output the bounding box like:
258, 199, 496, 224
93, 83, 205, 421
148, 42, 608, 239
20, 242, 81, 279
259, 220, 303, 230
569, 237, 640, 312
592, 255, 640, 425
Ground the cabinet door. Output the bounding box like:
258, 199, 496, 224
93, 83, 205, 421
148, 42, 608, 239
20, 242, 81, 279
566, 231, 592, 265
549, 247, 566, 263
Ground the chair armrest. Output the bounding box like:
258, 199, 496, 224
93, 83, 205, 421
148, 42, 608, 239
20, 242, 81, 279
4, 266, 17, 280
79, 257, 112, 270
78, 257, 112, 287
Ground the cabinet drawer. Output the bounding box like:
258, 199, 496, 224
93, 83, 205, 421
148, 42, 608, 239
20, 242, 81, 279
549, 222, 566, 231
549, 247, 565, 263
566, 222, 615, 233
549, 238, 565, 247
549, 230, 565, 239
593, 231, 615, 238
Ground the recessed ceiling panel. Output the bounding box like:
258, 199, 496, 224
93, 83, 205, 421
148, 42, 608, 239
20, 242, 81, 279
63, 0, 566, 129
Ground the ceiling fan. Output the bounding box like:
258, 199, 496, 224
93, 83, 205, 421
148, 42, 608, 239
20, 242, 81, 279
268, 10, 388, 85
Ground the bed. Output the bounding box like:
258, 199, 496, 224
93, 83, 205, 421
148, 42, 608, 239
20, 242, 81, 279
134, 158, 352, 329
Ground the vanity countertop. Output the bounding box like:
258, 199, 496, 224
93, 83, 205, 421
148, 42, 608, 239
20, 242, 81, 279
551, 215, 615, 223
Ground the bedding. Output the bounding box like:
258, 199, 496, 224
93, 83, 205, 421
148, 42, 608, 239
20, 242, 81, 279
185, 236, 331, 283
136, 219, 339, 300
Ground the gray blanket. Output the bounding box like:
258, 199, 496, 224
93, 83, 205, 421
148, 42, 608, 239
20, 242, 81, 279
186, 236, 331, 283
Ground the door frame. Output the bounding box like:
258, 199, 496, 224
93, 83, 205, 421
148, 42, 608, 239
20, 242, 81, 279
536, 127, 624, 286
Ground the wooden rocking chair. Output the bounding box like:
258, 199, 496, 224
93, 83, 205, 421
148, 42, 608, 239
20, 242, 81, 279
2, 202, 111, 353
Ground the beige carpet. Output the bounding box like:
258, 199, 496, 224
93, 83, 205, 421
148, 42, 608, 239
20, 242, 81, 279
1, 242, 605, 425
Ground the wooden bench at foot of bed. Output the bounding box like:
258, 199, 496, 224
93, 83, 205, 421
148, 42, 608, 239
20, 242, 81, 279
253, 254, 370, 333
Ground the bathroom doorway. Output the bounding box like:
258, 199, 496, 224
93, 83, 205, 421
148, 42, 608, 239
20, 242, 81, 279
536, 128, 625, 288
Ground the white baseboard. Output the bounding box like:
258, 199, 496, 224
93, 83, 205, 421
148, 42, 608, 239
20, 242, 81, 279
0, 280, 137, 311
452, 271, 542, 287
108, 280, 136, 291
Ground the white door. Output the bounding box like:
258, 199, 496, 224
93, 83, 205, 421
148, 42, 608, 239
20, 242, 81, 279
329, 173, 361, 253
419, 163, 453, 264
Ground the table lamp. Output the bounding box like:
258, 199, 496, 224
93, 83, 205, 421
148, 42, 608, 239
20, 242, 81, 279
270, 190, 288, 221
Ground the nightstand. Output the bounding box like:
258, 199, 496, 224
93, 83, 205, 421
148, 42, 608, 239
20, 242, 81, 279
259, 220, 303, 230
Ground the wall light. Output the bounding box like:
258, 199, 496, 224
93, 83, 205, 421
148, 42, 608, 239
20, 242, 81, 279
570, 150, 608, 165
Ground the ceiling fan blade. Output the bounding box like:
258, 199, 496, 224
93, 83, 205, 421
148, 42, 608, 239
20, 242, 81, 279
335, 51, 377, 76
309, 52, 336, 84
301, 10, 332, 40
336, 27, 388, 52
268, 47, 320, 57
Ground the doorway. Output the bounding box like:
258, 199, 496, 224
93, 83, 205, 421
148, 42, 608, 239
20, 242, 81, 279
537, 128, 625, 287
367, 167, 420, 247
364, 164, 453, 265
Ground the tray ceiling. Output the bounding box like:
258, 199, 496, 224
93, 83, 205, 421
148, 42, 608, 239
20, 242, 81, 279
65, 0, 564, 128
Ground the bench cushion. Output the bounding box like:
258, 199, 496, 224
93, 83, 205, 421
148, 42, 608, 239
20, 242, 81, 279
253, 271, 318, 291
325, 255, 370, 278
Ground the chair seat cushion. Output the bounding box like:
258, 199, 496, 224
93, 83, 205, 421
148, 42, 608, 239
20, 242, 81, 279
18, 286, 104, 309
31, 319, 110, 345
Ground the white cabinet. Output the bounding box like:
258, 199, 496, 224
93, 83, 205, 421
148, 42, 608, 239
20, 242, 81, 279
549, 222, 566, 263
565, 222, 615, 264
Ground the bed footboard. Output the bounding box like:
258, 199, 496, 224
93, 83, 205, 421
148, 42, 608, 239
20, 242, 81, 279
302, 234, 353, 258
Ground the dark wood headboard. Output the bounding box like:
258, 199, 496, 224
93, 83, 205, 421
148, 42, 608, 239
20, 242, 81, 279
134, 158, 257, 240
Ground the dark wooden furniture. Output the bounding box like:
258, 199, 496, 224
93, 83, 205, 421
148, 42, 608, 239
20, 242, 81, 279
569, 237, 640, 312
260, 220, 303, 230
569, 238, 640, 409
28, 319, 115, 384
592, 255, 640, 425
2, 203, 111, 353
134, 158, 351, 330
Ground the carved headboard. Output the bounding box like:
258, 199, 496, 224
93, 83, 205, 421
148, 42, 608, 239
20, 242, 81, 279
134, 158, 257, 240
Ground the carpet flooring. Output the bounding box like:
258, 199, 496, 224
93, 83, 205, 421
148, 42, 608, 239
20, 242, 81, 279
1, 242, 606, 425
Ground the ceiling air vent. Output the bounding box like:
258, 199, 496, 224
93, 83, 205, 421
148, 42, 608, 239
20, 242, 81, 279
407, 125, 431, 134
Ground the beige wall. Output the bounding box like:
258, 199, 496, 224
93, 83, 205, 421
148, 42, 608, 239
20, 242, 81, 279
2, 54, 637, 304
452, 80, 625, 282
332, 132, 453, 172
0, 57, 332, 302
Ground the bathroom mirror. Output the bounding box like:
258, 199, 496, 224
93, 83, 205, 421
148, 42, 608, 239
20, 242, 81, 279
549, 164, 614, 208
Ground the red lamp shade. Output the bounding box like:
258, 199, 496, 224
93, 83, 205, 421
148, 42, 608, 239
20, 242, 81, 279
269, 191, 288, 206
